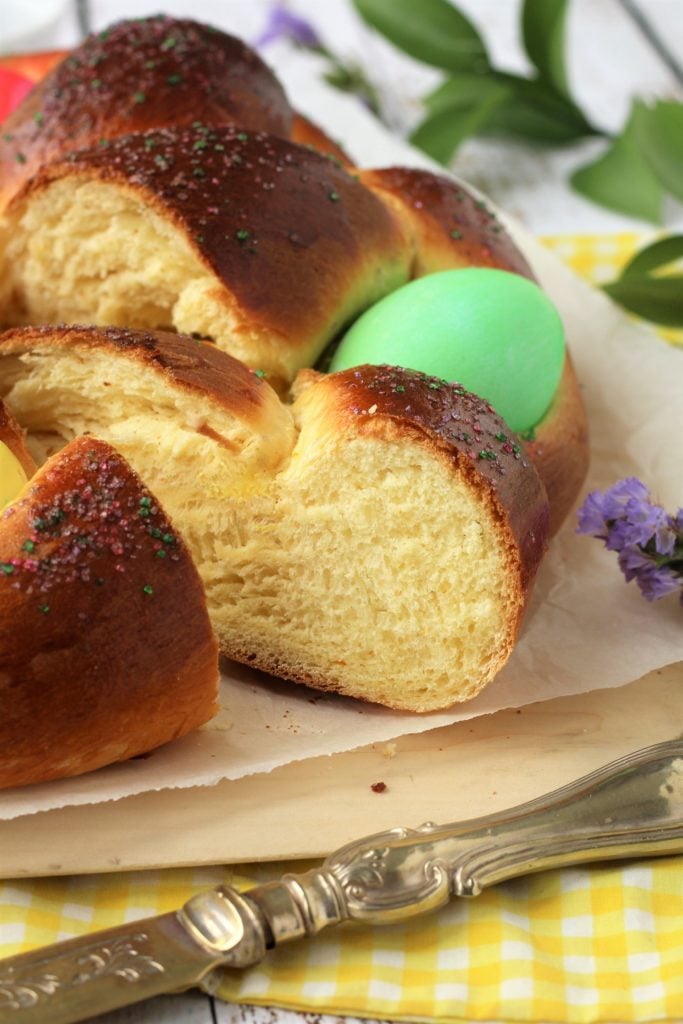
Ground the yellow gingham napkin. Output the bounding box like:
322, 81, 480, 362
1, 235, 682, 1023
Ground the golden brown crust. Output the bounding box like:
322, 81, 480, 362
0, 398, 36, 478
0, 324, 282, 431
222, 364, 550, 707
0, 16, 292, 211
10, 127, 410, 383
361, 166, 535, 279
526, 352, 590, 535
290, 112, 354, 167
0, 436, 219, 788
309, 365, 549, 591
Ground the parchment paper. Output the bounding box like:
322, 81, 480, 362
2, 59, 682, 821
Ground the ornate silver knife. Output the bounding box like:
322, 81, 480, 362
2, 738, 683, 1024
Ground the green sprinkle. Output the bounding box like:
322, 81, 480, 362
192, 120, 203, 128
150, 528, 162, 539
98, 138, 109, 148
235, 229, 250, 242
520, 427, 536, 441
155, 549, 167, 558
328, 191, 340, 202
91, 78, 102, 88
214, 143, 225, 152
196, 235, 205, 243
38, 604, 50, 614
167, 73, 182, 86
161, 533, 175, 545
160, 36, 177, 50
3, 132, 14, 142
192, 167, 205, 178
145, 60, 157, 69
15, 152, 26, 164
144, 137, 156, 150
0, 563, 14, 576
139, 507, 151, 519
133, 91, 146, 104
253, 369, 266, 378
394, 385, 405, 393
450, 229, 462, 239
236, 132, 249, 141
428, 382, 441, 390
478, 449, 497, 461
193, 138, 207, 151
154, 154, 169, 170
22, 540, 35, 553
34, 111, 43, 123
139, 496, 152, 507
512, 443, 521, 454
142, 584, 154, 595
495, 432, 507, 442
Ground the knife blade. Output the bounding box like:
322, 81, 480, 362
2, 738, 683, 1024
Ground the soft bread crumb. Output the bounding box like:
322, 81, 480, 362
0, 335, 535, 713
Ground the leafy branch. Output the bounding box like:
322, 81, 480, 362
256, 1, 683, 327
351, 0, 683, 326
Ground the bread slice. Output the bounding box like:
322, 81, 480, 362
0, 127, 411, 389
0, 326, 549, 712
0, 435, 219, 788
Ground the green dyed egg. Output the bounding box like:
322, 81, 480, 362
329, 268, 565, 433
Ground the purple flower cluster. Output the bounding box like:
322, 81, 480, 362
577, 478, 683, 603
255, 5, 324, 51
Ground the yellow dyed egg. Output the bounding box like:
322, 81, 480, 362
0, 441, 28, 510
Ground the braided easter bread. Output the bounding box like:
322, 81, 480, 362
0, 430, 219, 788
0, 16, 591, 775
0, 15, 353, 212
0, 325, 548, 715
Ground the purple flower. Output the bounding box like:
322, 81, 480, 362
577, 477, 683, 605
255, 5, 323, 51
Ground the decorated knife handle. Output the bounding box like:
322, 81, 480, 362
2, 739, 683, 1024
247, 738, 683, 936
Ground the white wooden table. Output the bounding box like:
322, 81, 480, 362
1, 1, 682, 1021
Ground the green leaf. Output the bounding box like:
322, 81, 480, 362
423, 73, 508, 115
620, 235, 683, 278
522, 0, 570, 96
352, 0, 489, 72
410, 85, 509, 163
571, 106, 664, 223
482, 73, 597, 142
632, 100, 683, 203
602, 276, 683, 326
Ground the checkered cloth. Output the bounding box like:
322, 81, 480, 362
2, 235, 682, 1023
